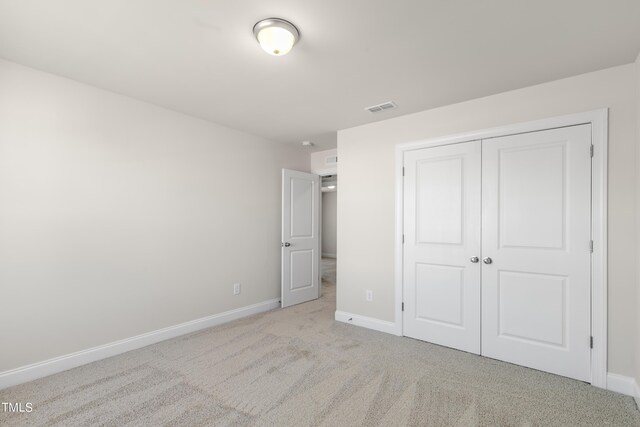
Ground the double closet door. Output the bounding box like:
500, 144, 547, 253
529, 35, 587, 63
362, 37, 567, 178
402, 125, 592, 382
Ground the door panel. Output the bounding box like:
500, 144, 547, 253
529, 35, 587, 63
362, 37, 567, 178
290, 250, 314, 290
415, 263, 464, 326
497, 271, 566, 346
290, 179, 314, 238
481, 125, 591, 382
416, 156, 464, 244
403, 142, 481, 354
498, 144, 566, 249
282, 169, 320, 308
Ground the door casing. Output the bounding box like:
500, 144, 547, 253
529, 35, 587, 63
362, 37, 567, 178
394, 109, 608, 389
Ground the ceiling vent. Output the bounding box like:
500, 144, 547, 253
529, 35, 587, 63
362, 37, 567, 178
365, 101, 397, 113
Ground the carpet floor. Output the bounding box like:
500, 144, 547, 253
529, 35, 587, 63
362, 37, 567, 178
1, 271, 639, 426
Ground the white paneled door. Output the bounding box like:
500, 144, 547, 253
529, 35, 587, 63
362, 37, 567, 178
281, 169, 320, 308
403, 124, 592, 382
403, 141, 482, 354
481, 125, 592, 381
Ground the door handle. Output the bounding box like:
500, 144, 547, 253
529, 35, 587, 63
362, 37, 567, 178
470, 256, 479, 263
483, 257, 493, 264
282, 242, 291, 247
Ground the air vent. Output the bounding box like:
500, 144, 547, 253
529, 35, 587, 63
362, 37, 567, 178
365, 101, 397, 113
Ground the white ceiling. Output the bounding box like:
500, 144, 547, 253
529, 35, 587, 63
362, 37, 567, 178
1, 1, 639, 150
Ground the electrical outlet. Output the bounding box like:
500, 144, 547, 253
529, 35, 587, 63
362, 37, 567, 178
233, 283, 241, 295
366, 290, 373, 302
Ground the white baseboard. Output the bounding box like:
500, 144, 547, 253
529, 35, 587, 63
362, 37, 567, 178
606, 373, 640, 405
335, 310, 401, 336
322, 253, 336, 258
0, 298, 280, 390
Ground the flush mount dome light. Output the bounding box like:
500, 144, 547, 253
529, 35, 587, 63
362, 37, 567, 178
253, 18, 300, 56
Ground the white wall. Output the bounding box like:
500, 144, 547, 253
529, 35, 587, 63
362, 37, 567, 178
310, 148, 337, 175
0, 59, 309, 372
636, 52, 640, 392
322, 191, 337, 257
337, 64, 638, 377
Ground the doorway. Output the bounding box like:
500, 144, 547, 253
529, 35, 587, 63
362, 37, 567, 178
321, 175, 337, 299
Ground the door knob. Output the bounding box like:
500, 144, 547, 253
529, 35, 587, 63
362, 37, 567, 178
282, 242, 291, 247
470, 256, 479, 263
483, 257, 492, 264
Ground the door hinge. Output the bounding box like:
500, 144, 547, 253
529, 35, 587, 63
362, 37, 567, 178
402, 167, 405, 177
402, 234, 405, 244
590, 240, 594, 253
590, 145, 594, 158
401, 302, 404, 311
590, 336, 594, 349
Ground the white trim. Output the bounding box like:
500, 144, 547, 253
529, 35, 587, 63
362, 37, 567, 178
589, 111, 608, 389
313, 167, 338, 176
0, 298, 280, 390
606, 373, 640, 402
606, 373, 634, 395
394, 109, 608, 389
335, 311, 401, 336
394, 144, 405, 335
396, 110, 605, 152
322, 252, 337, 258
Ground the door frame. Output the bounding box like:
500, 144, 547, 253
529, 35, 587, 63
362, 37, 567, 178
394, 109, 608, 389
316, 173, 337, 297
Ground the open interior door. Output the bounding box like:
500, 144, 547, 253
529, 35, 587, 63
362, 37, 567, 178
281, 169, 321, 308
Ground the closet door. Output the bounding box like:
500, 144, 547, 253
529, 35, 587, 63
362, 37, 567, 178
403, 141, 481, 354
481, 125, 592, 381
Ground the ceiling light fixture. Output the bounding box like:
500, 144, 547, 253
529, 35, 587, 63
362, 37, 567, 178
253, 18, 300, 56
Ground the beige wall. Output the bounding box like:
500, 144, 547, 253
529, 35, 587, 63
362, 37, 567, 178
337, 64, 637, 377
0, 59, 309, 372
636, 52, 640, 388
322, 191, 337, 257
311, 148, 338, 175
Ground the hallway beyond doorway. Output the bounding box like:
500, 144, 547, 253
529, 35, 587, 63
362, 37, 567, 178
321, 257, 336, 287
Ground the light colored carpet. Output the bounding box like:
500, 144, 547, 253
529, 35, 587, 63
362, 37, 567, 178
1, 277, 639, 426
321, 257, 336, 286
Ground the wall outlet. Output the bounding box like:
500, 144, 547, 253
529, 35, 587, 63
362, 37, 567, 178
233, 283, 241, 295
366, 290, 373, 302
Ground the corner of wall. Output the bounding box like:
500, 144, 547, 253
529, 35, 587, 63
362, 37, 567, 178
635, 50, 640, 394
